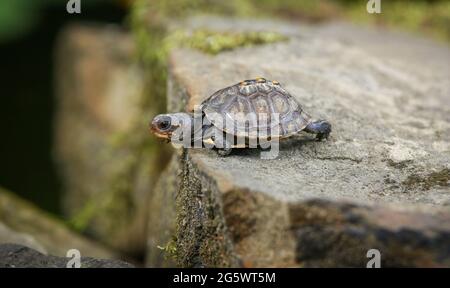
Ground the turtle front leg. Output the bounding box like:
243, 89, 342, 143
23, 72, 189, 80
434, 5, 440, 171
305, 120, 331, 141
214, 136, 233, 156
209, 128, 233, 156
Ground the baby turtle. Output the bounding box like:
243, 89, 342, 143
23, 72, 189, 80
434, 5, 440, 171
150, 78, 331, 156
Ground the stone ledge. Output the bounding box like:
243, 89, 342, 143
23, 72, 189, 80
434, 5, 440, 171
147, 16, 450, 267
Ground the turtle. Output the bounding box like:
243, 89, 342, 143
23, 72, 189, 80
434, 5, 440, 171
150, 77, 331, 156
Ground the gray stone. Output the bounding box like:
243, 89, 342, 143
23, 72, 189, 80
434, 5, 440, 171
158, 16, 450, 267
0, 244, 133, 268
0, 188, 118, 260
290, 199, 450, 267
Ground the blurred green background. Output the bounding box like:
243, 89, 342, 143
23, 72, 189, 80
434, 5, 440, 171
1, 0, 449, 44
0, 0, 448, 216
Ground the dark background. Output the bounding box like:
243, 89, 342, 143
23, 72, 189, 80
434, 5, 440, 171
0, 1, 127, 214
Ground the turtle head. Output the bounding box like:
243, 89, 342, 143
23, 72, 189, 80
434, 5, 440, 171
150, 113, 192, 141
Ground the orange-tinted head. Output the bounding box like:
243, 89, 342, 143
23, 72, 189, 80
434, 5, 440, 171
149, 113, 192, 141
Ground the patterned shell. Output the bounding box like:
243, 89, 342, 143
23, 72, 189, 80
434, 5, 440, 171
200, 78, 311, 138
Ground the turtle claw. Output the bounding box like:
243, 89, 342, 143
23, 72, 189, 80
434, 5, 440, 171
306, 120, 331, 141
216, 148, 233, 156
316, 131, 330, 141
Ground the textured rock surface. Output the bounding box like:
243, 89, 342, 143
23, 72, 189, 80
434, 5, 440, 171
0, 188, 117, 259
0, 244, 133, 268
157, 16, 450, 267
291, 199, 450, 267
54, 24, 168, 257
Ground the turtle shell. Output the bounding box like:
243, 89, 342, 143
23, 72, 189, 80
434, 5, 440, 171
200, 78, 311, 139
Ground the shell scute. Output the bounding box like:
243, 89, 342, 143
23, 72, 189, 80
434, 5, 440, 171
270, 92, 290, 115
238, 84, 257, 96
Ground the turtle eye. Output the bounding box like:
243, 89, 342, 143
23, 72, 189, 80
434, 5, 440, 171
158, 117, 171, 131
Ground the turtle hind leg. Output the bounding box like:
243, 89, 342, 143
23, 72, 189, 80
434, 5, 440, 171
216, 148, 233, 156
305, 120, 331, 141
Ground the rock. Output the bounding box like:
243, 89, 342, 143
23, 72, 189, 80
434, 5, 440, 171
0, 223, 46, 254
0, 188, 118, 260
291, 199, 450, 267
54, 24, 170, 257
0, 244, 133, 268
154, 16, 450, 267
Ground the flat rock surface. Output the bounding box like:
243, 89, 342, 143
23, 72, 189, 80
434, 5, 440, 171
170, 16, 450, 209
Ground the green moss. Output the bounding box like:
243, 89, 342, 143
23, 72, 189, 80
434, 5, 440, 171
402, 168, 450, 190
166, 29, 288, 55
172, 154, 239, 267
68, 199, 97, 232
157, 237, 178, 260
